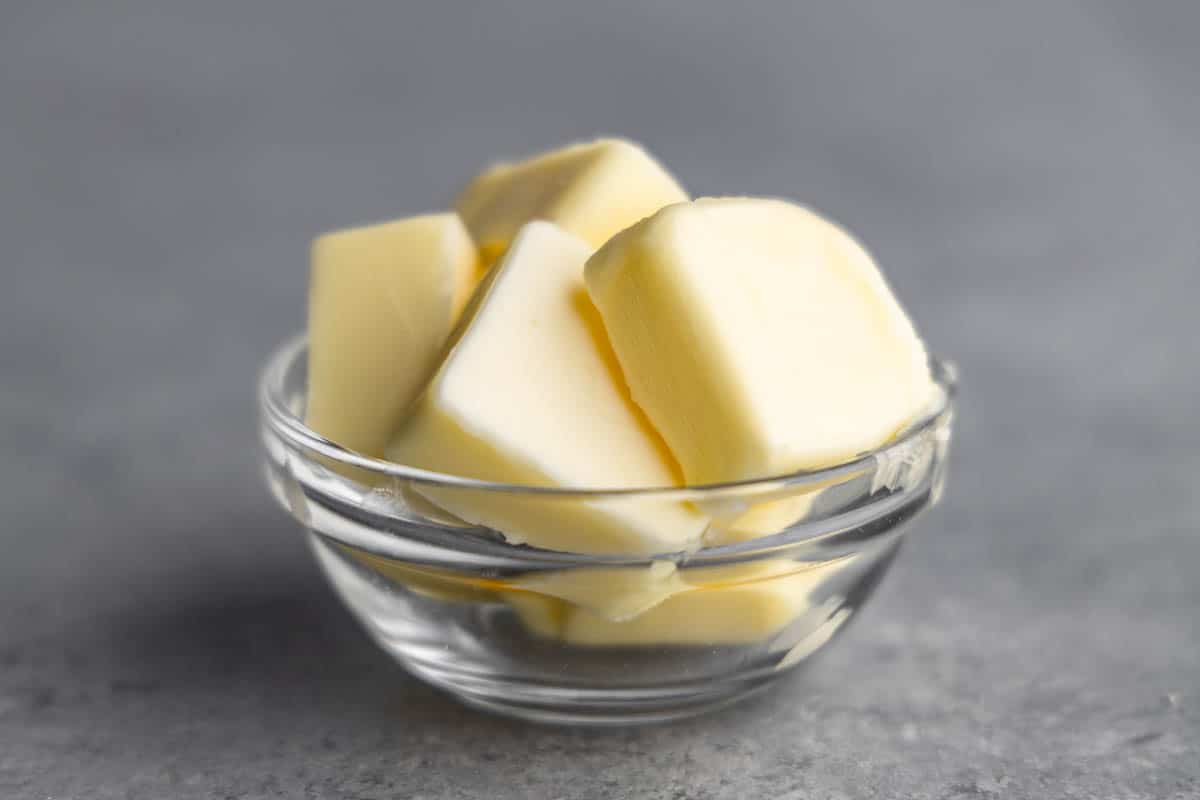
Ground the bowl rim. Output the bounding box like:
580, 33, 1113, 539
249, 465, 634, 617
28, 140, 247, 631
260, 333, 957, 500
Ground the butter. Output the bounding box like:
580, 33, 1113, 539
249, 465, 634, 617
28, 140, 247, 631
514, 561, 686, 621
386, 221, 706, 554
455, 138, 688, 263
504, 591, 565, 639
339, 544, 495, 604
507, 559, 847, 646
705, 491, 818, 545
586, 197, 936, 485
306, 213, 478, 458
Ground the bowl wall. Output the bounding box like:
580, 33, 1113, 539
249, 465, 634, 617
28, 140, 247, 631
260, 336, 955, 724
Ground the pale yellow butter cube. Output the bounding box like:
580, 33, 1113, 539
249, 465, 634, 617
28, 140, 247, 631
306, 213, 478, 458
703, 471, 850, 544
505, 559, 850, 646
514, 561, 687, 621
339, 545, 494, 604
503, 591, 566, 639
559, 559, 842, 646
706, 492, 818, 545
586, 197, 936, 486
455, 138, 688, 263
386, 221, 706, 554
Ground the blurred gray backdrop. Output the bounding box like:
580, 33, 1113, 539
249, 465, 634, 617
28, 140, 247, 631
2, 2, 1197, 798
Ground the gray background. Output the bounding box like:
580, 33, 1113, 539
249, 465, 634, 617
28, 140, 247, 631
2, 2, 1197, 798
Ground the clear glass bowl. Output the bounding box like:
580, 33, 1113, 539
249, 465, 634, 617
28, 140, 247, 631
259, 335, 957, 725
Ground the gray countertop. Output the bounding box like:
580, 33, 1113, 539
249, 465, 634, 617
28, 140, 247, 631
2, 2, 1197, 797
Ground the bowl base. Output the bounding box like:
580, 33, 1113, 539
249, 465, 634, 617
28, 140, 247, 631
400, 656, 782, 726
308, 529, 888, 727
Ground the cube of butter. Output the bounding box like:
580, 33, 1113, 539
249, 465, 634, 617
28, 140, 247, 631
306, 213, 478, 457
707, 492, 818, 545
585, 198, 936, 486
455, 138, 688, 263
561, 569, 819, 646
507, 559, 846, 646
386, 221, 706, 554
514, 561, 687, 621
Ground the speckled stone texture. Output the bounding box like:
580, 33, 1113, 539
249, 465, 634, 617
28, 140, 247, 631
2, 2, 1197, 798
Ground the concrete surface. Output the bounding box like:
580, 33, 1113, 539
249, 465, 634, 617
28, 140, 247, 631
2, 2, 1197, 797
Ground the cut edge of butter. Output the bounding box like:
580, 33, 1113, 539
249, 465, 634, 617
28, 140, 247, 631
455, 137, 689, 261
305, 211, 479, 461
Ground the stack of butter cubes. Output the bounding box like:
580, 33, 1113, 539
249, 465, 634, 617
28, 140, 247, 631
306, 138, 935, 557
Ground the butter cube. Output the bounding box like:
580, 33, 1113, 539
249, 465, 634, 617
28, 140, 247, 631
340, 545, 495, 604
707, 492, 817, 544
306, 213, 478, 457
515, 561, 687, 621
505, 559, 850, 646
586, 198, 936, 485
504, 592, 565, 639
559, 560, 842, 646
387, 221, 706, 554
704, 471, 849, 544
455, 138, 688, 263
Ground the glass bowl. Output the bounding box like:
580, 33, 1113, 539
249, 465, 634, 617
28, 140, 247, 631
259, 335, 956, 725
